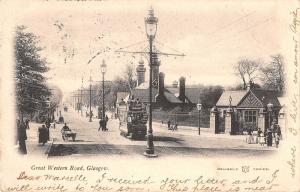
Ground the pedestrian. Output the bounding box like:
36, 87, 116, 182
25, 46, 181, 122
257, 128, 262, 144
275, 133, 280, 148
247, 127, 253, 144
103, 119, 108, 131
98, 119, 103, 131
18, 120, 27, 154
277, 125, 282, 140
38, 125, 48, 145
167, 120, 171, 130
25, 119, 30, 129
105, 115, 109, 122
45, 118, 51, 129
263, 130, 267, 145
267, 128, 273, 146
172, 122, 178, 131
90, 111, 94, 119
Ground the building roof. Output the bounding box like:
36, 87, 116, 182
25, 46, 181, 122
116, 92, 129, 103
162, 89, 182, 103
216, 89, 281, 108
184, 88, 201, 103
251, 89, 281, 107
130, 88, 158, 103
216, 90, 248, 107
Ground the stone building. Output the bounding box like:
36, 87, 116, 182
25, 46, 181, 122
210, 87, 283, 134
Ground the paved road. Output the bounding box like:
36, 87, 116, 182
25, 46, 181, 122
48, 108, 276, 158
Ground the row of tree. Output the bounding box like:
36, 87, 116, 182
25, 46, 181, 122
15, 26, 59, 121
234, 54, 285, 93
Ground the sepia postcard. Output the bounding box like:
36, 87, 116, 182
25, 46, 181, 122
0, 0, 299, 191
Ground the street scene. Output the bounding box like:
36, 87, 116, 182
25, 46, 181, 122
14, 2, 286, 158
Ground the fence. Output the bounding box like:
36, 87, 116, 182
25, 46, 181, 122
152, 108, 210, 128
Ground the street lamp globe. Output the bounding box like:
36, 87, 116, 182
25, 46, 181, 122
145, 7, 158, 39
267, 102, 273, 112
101, 59, 107, 74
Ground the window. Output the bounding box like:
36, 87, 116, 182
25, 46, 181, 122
244, 110, 257, 123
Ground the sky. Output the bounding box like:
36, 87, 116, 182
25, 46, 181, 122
12, 0, 286, 98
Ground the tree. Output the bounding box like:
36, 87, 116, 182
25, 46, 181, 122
260, 54, 285, 92
234, 58, 261, 89
123, 63, 136, 93
15, 26, 51, 120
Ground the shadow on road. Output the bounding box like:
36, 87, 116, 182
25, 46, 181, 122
134, 136, 183, 143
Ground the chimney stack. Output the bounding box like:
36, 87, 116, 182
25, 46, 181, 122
158, 72, 165, 96
179, 77, 186, 102
136, 59, 146, 86
151, 53, 160, 84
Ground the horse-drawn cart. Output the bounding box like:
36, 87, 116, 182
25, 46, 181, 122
61, 130, 76, 141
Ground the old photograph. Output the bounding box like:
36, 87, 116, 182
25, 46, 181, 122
0, 0, 299, 191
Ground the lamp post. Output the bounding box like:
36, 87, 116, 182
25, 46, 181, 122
197, 99, 202, 135
100, 59, 107, 121
89, 75, 93, 122
144, 7, 158, 157
267, 103, 273, 130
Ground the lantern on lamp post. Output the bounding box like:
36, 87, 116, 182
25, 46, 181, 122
144, 7, 158, 157
197, 99, 202, 135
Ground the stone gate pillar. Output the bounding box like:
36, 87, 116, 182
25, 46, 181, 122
258, 108, 266, 132
225, 108, 236, 134
210, 106, 219, 134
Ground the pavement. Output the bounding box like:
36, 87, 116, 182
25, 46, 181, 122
23, 107, 280, 158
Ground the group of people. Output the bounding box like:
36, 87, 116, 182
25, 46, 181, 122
98, 115, 109, 131
247, 122, 282, 148
167, 120, 178, 131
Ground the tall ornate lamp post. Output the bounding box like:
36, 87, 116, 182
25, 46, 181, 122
267, 103, 273, 130
100, 59, 107, 121
197, 99, 202, 135
144, 7, 158, 157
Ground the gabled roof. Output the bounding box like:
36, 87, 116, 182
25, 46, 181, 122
216, 90, 248, 107
216, 89, 282, 108
184, 88, 201, 103
162, 89, 182, 103
131, 88, 158, 103
251, 89, 281, 107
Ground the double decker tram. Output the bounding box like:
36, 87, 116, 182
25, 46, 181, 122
117, 98, 148, 139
